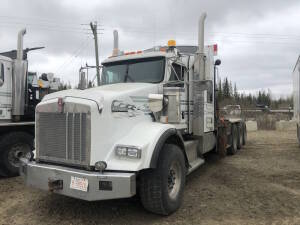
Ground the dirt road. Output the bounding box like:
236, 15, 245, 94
1, 130, 300, 225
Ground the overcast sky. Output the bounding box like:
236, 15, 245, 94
0, 0, 300, 98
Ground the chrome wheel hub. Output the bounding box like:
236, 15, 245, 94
167, 161, 182, 200
7, 144, 31, 168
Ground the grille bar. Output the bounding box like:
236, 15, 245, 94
37, 112, 90, 166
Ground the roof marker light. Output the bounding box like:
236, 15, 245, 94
124, 51, 136, 55
167, 39, 176, 47
213, 44, 218, 56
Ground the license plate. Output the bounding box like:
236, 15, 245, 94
70, 176, 88, 192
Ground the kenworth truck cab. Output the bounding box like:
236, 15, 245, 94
0, 29, 61, 177
21, 13, 246, 215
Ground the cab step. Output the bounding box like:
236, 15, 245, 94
187, 158, 205, 174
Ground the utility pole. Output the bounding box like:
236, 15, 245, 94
90, 21, 101, 86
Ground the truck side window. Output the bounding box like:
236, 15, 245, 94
0, 63, 4, 86
170, 63, 184, 81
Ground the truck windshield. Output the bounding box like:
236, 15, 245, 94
101, 57, 165, 85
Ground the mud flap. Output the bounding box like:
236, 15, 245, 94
217, 120, 227, 157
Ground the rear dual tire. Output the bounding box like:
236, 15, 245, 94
139, 144, 186, 215
228, 124, 238, 155
237, 123, 245, 150
242, 123, 247, 145
229, 122, 246, 155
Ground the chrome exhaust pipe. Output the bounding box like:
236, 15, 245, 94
112, 30, 119, 56
198, 13, 207, 55
12, 28, 27, 119
17, 29, 26, 60
197, 12, 207, 81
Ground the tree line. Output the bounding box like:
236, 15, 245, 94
217, 77, 292, 109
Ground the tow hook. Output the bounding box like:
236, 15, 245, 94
48, 179, 63, 192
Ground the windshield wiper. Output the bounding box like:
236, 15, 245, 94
124, 65, 134, 82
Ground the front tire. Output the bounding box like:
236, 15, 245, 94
0, 132, 34, 177
139, 144, 186, 215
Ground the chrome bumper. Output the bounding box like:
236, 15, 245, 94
20, 161, 136, 201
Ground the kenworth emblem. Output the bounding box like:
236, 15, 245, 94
58, 97, 64, 113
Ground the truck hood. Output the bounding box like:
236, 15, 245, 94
42, 83, 159, 107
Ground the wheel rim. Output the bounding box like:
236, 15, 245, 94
168, 161, 182, 200
7, 143, 31, 168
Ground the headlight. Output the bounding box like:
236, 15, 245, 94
115, 145, 141, 159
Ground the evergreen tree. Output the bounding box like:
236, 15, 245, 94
218, 76, 292, 109
257, 91, 262, 105
223, 78, 230, 99
234, 83, 239, 102
229, 81, 233, 99
217, 78, 223, 101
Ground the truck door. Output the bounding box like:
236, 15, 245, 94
0, 60, 12, 120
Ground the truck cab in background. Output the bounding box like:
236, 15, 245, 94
0, 29, 61, 177
0, 56, 13, 120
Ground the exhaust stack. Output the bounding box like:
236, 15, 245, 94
197, 12, 207, 81
17, 29, 26, 60
112, 30, 119, 56
198, 13, 207, 55
12, 28, 28, 120
192, 13, 208, 136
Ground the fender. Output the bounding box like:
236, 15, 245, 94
105, 122, 188, 171
149, 128, 188, 168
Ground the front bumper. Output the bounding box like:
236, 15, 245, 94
20, 161, 136, 201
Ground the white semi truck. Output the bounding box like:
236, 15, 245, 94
0, 29, 61, 177
20, 13, 246, 215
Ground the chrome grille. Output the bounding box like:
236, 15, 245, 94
37, 112, 89, 166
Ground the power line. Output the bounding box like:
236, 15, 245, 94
102, 24, 300, 37
1, 15, 299, 39
0, 22, 91, 34
55, 37, 91, 74
211, 32, 300, 39
0, 15, 96, 29
0, 17, 104, 34
1, 16, 299, 43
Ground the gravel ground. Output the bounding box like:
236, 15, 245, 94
1, 130, 300, 225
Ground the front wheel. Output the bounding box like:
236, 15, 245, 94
0, 132, 34, 177
139, 144, 186, 215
